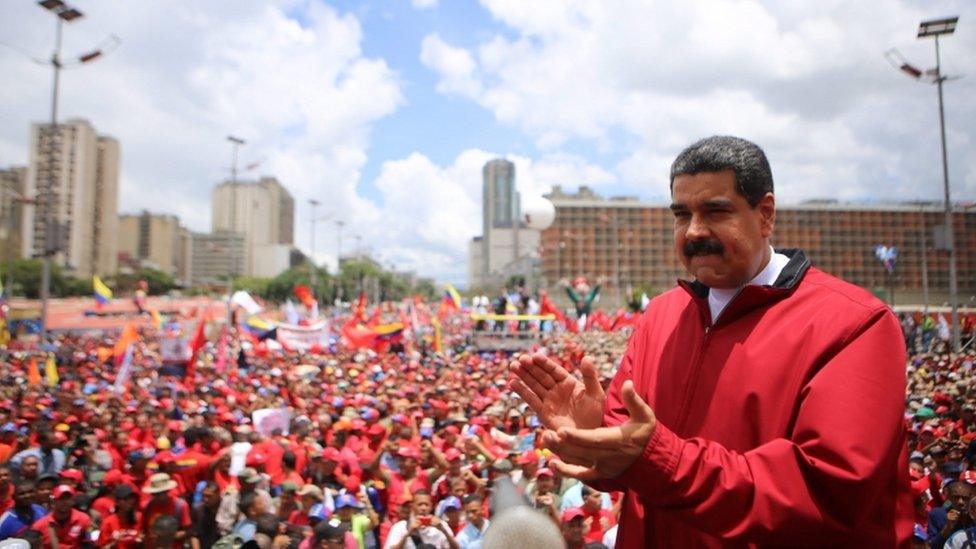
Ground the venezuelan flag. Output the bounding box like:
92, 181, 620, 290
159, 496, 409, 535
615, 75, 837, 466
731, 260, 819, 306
93, 276, 113, 307
241, 316, 277, 341
444, 284, 462, 309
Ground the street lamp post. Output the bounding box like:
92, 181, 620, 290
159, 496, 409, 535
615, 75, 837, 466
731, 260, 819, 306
887, 16, 960, 350
36, 0, 87, 344
225, 135, 244, 326
309, 199, 320, 291
335, 220, 345, 304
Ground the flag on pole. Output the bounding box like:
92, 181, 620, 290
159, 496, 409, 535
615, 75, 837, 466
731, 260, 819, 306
44, 353, 59, 387
113, 344, 135, 393
186, 315, 208, 381
27, 356, 41, 386
93, 276, 113, 308
445, 284, 462, 309
113, 321, 140, 366
432, 317, 443, 354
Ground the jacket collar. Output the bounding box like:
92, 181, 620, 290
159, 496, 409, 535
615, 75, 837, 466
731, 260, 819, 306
678, 248, 811, 327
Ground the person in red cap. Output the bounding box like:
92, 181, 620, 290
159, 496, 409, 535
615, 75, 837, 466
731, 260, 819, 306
96, 484, 142, 549
31, 485, 92, 549
370, 444, 430, 525
560, 508, 587, 549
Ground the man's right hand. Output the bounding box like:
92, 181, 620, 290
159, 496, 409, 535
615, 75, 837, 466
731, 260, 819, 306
508, 353, 605, 431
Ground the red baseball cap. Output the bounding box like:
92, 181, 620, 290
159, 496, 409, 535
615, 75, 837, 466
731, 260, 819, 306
444, 448, 463, 462
59, 469, 83, 483
561, 508, 586, 523
397, 446, 421, 460
536, 468, 554, 478
52, 485, 76, 499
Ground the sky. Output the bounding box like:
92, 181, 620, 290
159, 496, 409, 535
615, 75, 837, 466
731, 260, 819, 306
1, 0, 973, 286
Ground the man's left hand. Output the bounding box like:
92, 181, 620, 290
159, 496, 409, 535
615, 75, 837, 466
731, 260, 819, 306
543, 380, 657, 481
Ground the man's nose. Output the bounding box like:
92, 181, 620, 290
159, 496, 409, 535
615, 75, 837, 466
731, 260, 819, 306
685, 214, 710, 240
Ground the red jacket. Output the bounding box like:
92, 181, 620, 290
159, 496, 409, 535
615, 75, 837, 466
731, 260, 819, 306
597, 251, 912, 547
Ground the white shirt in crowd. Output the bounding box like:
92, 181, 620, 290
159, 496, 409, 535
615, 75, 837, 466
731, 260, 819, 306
383, 519, 456, 549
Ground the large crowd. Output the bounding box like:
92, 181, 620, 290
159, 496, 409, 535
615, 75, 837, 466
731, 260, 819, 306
0, 302, 973, 549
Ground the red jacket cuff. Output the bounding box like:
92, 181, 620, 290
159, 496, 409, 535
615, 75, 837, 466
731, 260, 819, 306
614, 421, 682, 499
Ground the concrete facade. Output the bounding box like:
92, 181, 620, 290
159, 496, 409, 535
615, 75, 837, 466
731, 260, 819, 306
190, 231, 245, 286
20, 119, 119, 278
540, 186, 976, 308
211, 176, 294, 278
0, 166, 28, 263
117, 211, 187, 282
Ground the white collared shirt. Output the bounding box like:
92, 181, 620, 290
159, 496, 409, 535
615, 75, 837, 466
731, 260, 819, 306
707, 247, 790, 324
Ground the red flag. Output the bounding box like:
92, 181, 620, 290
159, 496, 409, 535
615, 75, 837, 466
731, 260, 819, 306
353, 292, 368, 323
342, 322, 377, 350
186, 316, 207, 381
26, 356, 41, 386
294, 285, 315, 308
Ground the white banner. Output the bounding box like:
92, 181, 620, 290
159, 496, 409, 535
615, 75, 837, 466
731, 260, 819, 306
160, 335, 189, 363
252, 408, 292, 436
276, 320, 329, 351
231, 291, 263, 315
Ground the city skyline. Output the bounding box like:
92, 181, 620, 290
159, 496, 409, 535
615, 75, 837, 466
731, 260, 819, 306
1, 1, 974, 285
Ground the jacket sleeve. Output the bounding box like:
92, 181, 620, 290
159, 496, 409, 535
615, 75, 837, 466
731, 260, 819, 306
610, 306, 907, 542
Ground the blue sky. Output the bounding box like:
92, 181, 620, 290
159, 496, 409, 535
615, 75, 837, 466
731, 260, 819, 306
0, 0, 973, 285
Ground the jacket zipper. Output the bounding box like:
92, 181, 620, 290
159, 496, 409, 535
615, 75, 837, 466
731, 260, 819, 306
674, 287, 743, 433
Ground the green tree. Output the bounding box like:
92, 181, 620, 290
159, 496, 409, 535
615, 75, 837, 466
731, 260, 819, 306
112, 268, 177, 295
265, 264, 332, 302
233, 276, 271, 296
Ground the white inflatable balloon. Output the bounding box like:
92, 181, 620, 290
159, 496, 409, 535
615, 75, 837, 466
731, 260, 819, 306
520, 196, 555, 230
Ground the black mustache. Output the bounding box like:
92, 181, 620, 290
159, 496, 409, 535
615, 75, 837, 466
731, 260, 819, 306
683, 239, 724, 257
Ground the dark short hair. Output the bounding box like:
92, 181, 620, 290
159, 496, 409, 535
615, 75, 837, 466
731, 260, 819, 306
462, 494, 483, 506
239, 492, 259, 514
670, 136, 774, 207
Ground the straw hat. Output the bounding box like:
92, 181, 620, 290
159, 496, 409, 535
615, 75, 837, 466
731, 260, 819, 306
143, 473, 178, 494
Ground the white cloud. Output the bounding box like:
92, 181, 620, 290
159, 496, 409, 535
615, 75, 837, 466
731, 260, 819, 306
423, 0, 976, 203
420, 34, 482, 97
348, 148, 615, 284
0, 1, 403, 273
412, 0, 439, 9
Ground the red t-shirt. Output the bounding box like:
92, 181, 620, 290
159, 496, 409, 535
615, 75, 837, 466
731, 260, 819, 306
97, 512, 142, 549
141, 496, 191, 535
385, 470, 430, 520
32, 509, 92, 549
580, 506, 615, 543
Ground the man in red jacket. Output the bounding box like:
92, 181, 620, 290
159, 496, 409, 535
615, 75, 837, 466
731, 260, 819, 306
510, 135, 913, 547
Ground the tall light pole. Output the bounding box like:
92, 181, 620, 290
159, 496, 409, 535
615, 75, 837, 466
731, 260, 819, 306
225, 136, 244, 326
309, 199, 320, 292
335, 220, 345, 304
887, 16, 960, 350
35, 0, 99, 343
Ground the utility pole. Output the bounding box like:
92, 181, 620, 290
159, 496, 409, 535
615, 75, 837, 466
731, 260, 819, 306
335, 220, 345, 304
225, 135, 244, 327
932, 33, 960, 351
309, 199, 319, 292
37, 0, 84, 344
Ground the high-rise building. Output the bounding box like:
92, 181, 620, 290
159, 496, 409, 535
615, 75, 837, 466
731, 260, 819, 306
189, 231, 245, 286
118, 211, 190, 283
540, 186, 976, 307
0, 166, 28, 263
468, 159, 538, 289
20, 119, 119, 278
211, 176, 294, 277
93, 137, 119, 276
